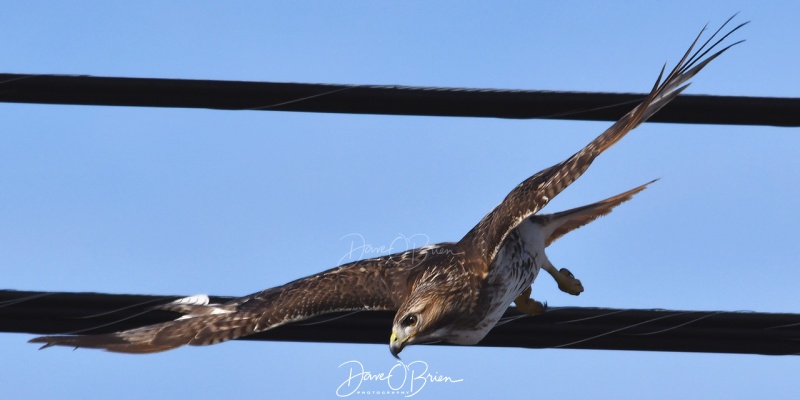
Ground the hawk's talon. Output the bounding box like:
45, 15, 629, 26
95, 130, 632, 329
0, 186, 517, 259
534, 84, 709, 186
514, 287, 546, 317
554, 267, 584, 296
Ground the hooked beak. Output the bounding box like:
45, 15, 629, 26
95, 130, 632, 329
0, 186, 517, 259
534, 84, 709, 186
389, 331, 407, 359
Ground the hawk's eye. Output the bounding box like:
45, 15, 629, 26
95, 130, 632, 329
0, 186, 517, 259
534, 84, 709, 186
401, 314, 418, 328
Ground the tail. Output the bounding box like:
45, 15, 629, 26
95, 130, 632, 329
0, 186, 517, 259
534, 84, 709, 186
28, 295, 259, 354
534, 180, 656, 247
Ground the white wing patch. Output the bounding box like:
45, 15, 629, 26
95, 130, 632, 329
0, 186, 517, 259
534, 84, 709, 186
166, 294, 234, 320
170, 294, 210, 306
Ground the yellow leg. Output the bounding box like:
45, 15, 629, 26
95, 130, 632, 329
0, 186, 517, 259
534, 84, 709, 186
514, 287, 546, 317
542, 261, 584, 295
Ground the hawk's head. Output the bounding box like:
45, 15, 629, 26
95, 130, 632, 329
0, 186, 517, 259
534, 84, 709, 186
389, 269, 473, 358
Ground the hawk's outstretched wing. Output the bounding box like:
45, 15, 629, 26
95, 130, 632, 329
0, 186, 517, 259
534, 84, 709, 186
29, 244, 451, 353
459, 17, 746, 269
29, 17, 745, 355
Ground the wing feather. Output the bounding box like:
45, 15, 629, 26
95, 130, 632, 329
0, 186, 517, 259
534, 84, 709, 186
458, 17, 746, 269
29, 245, 450, 353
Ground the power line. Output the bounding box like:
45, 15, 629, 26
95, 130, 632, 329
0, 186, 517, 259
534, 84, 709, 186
1, 73, 798, 126
3, 290, 798, 356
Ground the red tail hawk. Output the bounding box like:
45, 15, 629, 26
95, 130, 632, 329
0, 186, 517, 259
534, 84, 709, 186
30, 17, 745, 357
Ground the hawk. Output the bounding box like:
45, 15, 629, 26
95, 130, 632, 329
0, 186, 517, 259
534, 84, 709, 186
30, 18, 745, 357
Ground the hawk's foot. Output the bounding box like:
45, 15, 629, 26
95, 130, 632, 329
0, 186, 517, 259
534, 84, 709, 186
553, 268, 584, 295
514, 287, 547, 317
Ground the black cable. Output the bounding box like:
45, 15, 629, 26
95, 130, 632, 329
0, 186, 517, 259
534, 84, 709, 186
1, 73, 798, 127
3, 290, 798, 356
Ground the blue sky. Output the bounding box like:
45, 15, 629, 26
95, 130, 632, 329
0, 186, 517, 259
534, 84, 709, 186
2, 2, 799, 399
